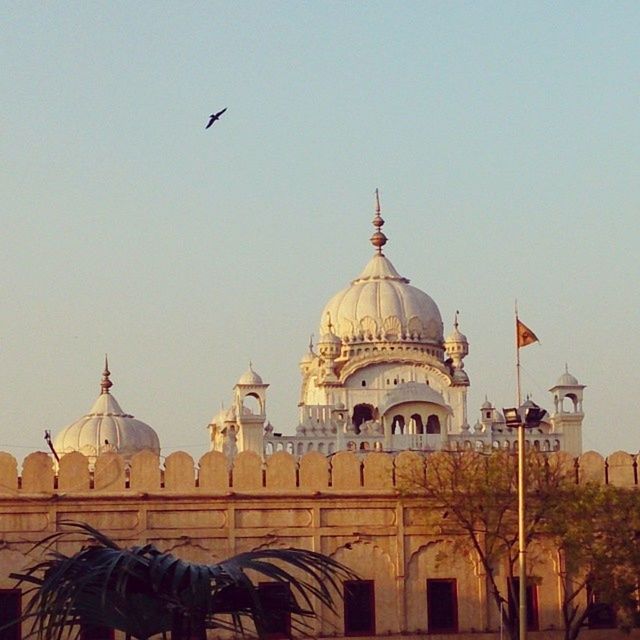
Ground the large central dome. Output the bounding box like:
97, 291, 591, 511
320, 253, 444, 345
319, 192, 443, 349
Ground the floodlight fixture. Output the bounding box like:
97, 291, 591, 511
524, 404, 546, 428
503, 407, 521, 427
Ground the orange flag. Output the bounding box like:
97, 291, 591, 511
516, 318, 539, 348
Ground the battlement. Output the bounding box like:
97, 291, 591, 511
0, 449, 637, 495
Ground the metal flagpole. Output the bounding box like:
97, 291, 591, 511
515, 304, 527, 640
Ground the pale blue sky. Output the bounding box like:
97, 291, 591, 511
2, 1, 639, 460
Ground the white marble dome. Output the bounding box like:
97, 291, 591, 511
320, 253, 444, 346
53, 363, 160, 461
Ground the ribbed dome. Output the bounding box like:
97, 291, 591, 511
237, 364, 263, 386
555, 370, 579, 386
320, 253, 443, 346
53, 367, 160, 461
445, 324, 467, 344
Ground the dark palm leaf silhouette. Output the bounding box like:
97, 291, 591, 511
10, 521, 356, 639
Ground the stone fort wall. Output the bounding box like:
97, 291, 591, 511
0, 449, 639, 640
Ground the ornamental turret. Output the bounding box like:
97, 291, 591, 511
444, 311, 470, 385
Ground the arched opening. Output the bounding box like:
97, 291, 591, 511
241, 392, 262, 415
360, 442, 370, 451
352, 404, 375, 434
391, 415, 405, 435
328, 442, 336, 454
411, 413, 424, 435
318, 442, 325, 453
562, 393, 579, 413
347, 441, 356, 451
426, 414, 441, 434
297, 442, 304, 455
265, 442, 274, 455
286, 442, 294, 454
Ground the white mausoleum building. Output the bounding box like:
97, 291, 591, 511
206, 194, 585, 461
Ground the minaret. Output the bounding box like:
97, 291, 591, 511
444, 312, 470, 431
549, 366, 585, 456
233, 363, 269, 455
317, 314, 340, 384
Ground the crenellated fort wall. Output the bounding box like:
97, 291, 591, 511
0, 449, 638, 494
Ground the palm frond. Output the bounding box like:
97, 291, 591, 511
10, 521, 357, 640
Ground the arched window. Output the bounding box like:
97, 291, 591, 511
297, 442, 304, 455
242, 392, 262, 415
352, 404, 375, 434
328, 442, 335, 454
411, 413, 424, 434
391, 415, 405, 435
426, 415, 441, 434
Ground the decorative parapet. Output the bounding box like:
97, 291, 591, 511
0, 449, 637, 496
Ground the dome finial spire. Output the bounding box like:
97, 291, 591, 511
326, 311, 334, 333
454, 309, 460, 329
101, 354, 113, 395
370, 188, 388, 255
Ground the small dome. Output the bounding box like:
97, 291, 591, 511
445, 326, 467, 344
555, 369, 579, 386
319, 330, 341, 345
237, 363, 263, 386
53, 362, 160, 461
481, 398, 493, 410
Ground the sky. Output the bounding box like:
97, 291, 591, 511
2, 1, 639, 462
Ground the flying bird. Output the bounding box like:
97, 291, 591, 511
206, 108, 227, 129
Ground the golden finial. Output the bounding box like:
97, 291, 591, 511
370, 188, 387, 254
100, 354, 113, 395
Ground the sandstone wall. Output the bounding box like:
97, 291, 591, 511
0, 449, 637, 639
